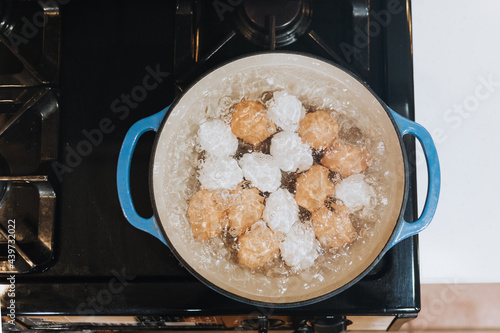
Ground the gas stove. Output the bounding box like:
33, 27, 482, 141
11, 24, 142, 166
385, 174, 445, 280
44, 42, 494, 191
1, 0, 419, 331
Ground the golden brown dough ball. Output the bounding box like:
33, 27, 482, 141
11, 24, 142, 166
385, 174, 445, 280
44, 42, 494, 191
237, 221, 280, 268
299, 110, 339, 149
230, 100, 276, 145
227, 187, 265, 236
187, 189, 226, 241
295, 165, 335, 212
311, 204, 358, 248
320, 140, 372, 178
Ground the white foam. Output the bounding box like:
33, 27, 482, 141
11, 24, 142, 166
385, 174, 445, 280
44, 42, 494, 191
280, 222, 320, 270
335, 174, 376, 211
197, 119, 238, 157
270, 131, 313, 172
263, 189, 299, 235
267, 91, 306, 132
239, 152, 282, 193
198, 157, 243, 190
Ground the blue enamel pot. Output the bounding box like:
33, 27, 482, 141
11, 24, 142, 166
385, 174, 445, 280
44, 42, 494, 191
117, 52, 440, 307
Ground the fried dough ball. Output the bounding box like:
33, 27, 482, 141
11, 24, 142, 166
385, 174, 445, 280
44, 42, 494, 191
198, 157, 243, 190
239, 152, 282, 193
263, 188, 299, 235
237, 221, 280, 268
187, 189, 227, 241
295, 165, 335, 212
280, 222, 320, 270
311, 204, 358, 248
299, 110, 339, 149
267, 91, 306, 132
270, 131, 313, 173
335, 174, 376, 211
197, 119, 238, 157
320, 140, 372, 178
230, 100, 276, 145
227, 187, 265, 236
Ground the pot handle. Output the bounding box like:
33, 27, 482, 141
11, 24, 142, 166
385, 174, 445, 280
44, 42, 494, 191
116, 107, 169, 245
388, 109, 441, 248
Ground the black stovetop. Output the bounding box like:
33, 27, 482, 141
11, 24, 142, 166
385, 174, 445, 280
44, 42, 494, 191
1, 0, 419, 323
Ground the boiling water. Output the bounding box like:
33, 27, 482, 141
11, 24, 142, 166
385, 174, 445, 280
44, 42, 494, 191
159, 64, 401, 299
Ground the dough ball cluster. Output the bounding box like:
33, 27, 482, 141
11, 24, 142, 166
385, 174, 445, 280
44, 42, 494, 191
187, 91, 377, 271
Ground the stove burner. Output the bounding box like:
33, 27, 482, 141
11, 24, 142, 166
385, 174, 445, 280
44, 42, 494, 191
235, 0, 312, 48
244, 0, 301, 28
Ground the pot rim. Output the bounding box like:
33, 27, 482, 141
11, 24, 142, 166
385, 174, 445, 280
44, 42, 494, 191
149, 51, 410, 308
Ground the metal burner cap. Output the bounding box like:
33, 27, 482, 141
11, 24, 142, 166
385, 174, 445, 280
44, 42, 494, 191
243, 0, 302, 29
235, 0, 312, 48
